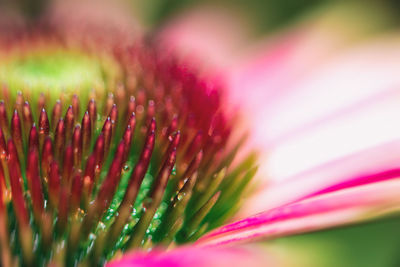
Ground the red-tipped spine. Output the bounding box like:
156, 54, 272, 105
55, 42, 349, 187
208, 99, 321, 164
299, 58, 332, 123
0, 162, 6, 203
93, 141, 124, 218
62, 145, 73, 185
126, 96, 136, 125
82, 154, 96, 203
56, 186, 69, 234
0, 86, 9, 107
122, 125, 133, 164
165, 114, 178, 139
127, 112, 136, 133
48, 161, 61, 210
38, 108, 50, 149
109, 104, 118, 124
87, 99, 97, 128
70, 170, 82, 214
54, 118, 65, 162
107, 122, 156, 246
22, 101, 33, 135
93, 134, 105, 170
104, 93, 114, 117
109, 104, 118, 136
8, 142, 29, 227
11, 110, 23, 164
0, 129, 8, 195
51, 100, 62, 131
161, 131, 180, 170
26, 149, 44, 221
0, 162, 12, 267
7, 139, 21, 173
102, 117, 113, 157
72, 125, 82, 169
148, 117, 156, 135
41, 137, 53, 180
0, 127, 6, 157
8, 143, 33, 263
175, 150, 203, 192
64, 106, 74, 142
83, 143, 124, 235
0, 101, 9, 139
128, 142, 177, 248
81, 111, 91, 159
28, 124, 39, 153
184, 150, 203, 179
146, 100, 155, 124
183, 131, 204, 163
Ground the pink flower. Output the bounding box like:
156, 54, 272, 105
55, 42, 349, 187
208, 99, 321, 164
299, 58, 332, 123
107, 245, 272, 267
1, 1, 400, 266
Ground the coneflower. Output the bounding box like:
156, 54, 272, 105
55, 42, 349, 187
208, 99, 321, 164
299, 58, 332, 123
5, 1, 400, 267
0, 10, 257, 266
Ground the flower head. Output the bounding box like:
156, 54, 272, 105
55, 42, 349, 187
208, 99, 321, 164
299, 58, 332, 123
0, 2, 259, 266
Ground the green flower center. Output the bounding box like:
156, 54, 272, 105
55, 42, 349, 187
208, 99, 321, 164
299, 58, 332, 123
0, 49, 106, 93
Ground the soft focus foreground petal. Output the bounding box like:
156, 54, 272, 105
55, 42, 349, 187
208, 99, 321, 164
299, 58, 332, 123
107, 245, 271, 267
258, 37, 400, 178
226, 5, 398, 180
157, 5, 253, 72
227, 1, 394, 110
238, 36, 400, 216
251, 140, 400, 213
197, 178, 400, 247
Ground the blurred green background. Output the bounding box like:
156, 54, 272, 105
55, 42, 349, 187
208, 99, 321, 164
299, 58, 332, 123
133, 0, 400, 34
264, 216, 400, 267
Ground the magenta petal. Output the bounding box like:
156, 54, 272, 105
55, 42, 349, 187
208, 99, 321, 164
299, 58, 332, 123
241, 139, 400, 217
305, 168, 400, 199
106, 246, 270, 267
197, 178, 400, 247
158, 6, 250, 72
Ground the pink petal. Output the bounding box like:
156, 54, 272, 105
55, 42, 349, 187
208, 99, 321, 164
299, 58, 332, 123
106, 245, 271, 267
226, 3, 393, 113
226, 26, 400, 227
238, 37, 400, 183
257, 38, 400, 164
241, 139, 400, 217
158, 5, 251, 73
264, 85, 400, 180
197, 178, 400, 247
236, 37, 400, 217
